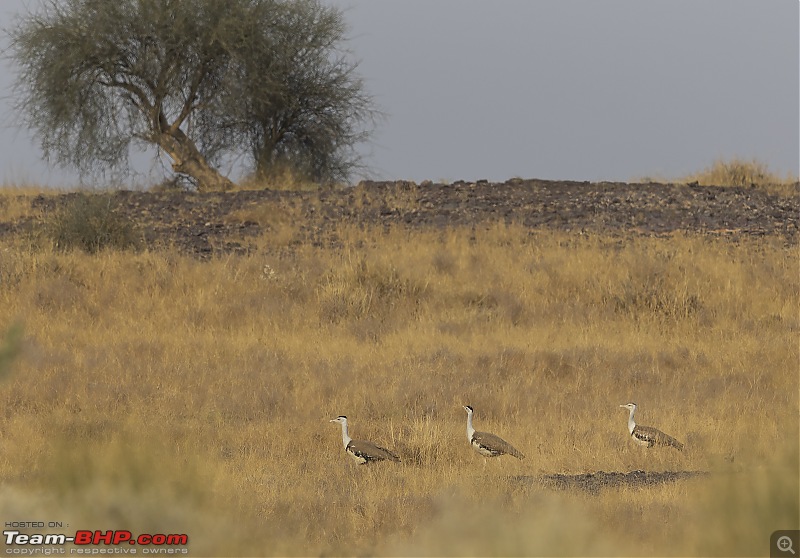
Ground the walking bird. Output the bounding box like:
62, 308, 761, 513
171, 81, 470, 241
463, 405, 525, 459
619, 403, 684, 450
329, 416, 401, 464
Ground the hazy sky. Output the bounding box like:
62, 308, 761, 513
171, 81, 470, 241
0, 0, 797, 187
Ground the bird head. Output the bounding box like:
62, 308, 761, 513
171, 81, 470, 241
619, 403, 637, 412
463, 405, 474, 414
330, 416, 347, 425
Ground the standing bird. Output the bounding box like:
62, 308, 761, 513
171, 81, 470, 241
463, 405, 525, 459
619, 403, 684, 450
329, 416, 401, 464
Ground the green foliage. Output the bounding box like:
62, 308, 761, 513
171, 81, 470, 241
226, 0, 378, 183
8, 0, 376, 189
46, 194, 140, 254
0, 323, 23, 381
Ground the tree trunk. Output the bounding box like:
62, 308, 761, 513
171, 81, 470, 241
157, 127, 235, 192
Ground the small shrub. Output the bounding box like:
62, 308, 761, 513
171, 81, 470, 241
0, 322, 23, 381
636, 158, 798, 196
316, 254, 428, 324
150, 175, 194, 192
693, 158, 770, 187
682, 157, 798, 190
609, 280, 702, 320
46, 194, 140, 254
238, 163, 324, 192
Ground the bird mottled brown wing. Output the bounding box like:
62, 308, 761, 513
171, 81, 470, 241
633, 425, 684, 451
348, 440, 401, 463
473, 431, 525, 459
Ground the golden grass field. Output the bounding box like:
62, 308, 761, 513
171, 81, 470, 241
0, 183, 798, 556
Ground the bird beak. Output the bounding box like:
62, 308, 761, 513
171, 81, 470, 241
619, 404, 626, 408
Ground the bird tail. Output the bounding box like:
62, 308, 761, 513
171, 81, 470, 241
662, 434, 684, 451
385, 449, 401, 462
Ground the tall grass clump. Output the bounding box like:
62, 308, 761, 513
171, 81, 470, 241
236, 163, 327, 192
0, 183, 52, 223
683, 157, 798, 195
316, 249, 429, 327
45, 193, 140, 253
637, 157, 799, 196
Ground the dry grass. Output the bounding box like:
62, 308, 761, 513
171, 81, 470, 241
0, 213, 797, 555
45, 193, 142, 253
637, 157, 799, 196
0, 182, 56, 223
235, 165, 327, 192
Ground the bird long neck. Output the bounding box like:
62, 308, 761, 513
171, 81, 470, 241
627, 408, 636, 435
466, 411, 476, 440
339, 421, 352, 448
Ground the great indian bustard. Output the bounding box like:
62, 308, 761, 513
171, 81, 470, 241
619, 403, 684, 451
329, 416, 401, 464
463, 405, 525, 459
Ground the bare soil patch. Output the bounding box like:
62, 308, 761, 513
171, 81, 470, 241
3, 178, 798, 256
519, 470, 710, 494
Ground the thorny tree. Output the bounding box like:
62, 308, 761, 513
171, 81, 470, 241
8, 0, 376, 191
